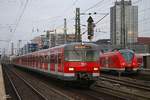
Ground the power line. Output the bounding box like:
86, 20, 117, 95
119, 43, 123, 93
5, 0, 29, 53
9, 0, 29, 40
84, 0, 105, 12
96, 0, 115, 11
32, 0, 79, 32
95, 13, 109, 24
13, 0, 29, 33
82, 13, 109, 35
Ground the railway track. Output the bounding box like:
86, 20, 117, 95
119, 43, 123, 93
4, 65, 72, 100
100, 74, 150, 91
2, 66, 20, 100
64, 87, 125, 100
129, 72, 150, 81
8, 65, 124, 100
3, 65, 47, 100
11, 66, 113, 100
4, 64, 144, 100
93, 74, 150, 100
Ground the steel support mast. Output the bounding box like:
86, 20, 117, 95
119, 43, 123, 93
75, 8, 81, 42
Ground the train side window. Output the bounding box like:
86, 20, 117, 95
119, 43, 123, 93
43, 55, 45, 63
54, 54, 58, 64
30, 55, 31, 62
45, 55, 47, 63
33, 55, 35, 62
32, 56, 33, 62
37, 56, 39, 62
50, 54, 54, 63
36, 56, 38, 62
42, 56, 45, 63
108, 58, 113, 65
31, 55, 33, 62
58, 53, 62, 64
45, 55, 49, 63
29, 56, 30, 62
39, 56, 41, 62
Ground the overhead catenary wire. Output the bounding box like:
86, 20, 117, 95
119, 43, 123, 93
33, 0, 78, 24
5, 0, 30, 53
32, 0, 79, 33
84, 0, 105, 12
82, 13, 109, 35
13, 0, 29, 33
33, 0, 114, 35
2, 0, 150, 50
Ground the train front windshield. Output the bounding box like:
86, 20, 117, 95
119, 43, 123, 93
119, 50, 134, 63
65, 50, 99, 61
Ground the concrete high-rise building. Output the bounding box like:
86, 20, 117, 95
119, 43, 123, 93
110, 0, 138, 47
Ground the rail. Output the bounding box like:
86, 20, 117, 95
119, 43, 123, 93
4, 66, 48, 100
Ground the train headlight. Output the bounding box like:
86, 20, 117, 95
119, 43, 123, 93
93, 67, 99, 71
69, 67, 74, 71
121, 62, 125, 66
133, 62, 136, 66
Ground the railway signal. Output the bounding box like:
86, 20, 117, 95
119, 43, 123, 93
87, 16, 95, 41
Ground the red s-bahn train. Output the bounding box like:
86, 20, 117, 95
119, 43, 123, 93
12, 43, 100, 86
99, 49, 139, 73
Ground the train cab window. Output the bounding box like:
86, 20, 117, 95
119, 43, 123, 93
85, 50, 99, 61
119, 50, 134, 62
65, 50, 99, 61
65, 50, 83, 61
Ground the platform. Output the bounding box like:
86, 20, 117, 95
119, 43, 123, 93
0, 64, 6, 100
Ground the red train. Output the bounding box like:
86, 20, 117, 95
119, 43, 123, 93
99, 49, 139, 73
12, 43, 100, 86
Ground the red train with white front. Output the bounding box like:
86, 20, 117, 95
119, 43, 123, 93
99, 49, 139, 73
12, 43, 100, 86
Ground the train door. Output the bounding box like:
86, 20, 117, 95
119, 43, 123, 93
48, 50, 50, 72
61, 49, 64, 76
43, 54, 48, 71
58, 52, 63, 75
105, 56, 109, 68
38, 54, 41, 69
50, 53, 55, 72
55, 52, 58, 75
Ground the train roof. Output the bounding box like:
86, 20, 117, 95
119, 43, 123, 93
118, 49, 134, 53
102, 49, 135, 55
15, 42, 99, 58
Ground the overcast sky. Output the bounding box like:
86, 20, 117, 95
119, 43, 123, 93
0, 0, 150, 54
